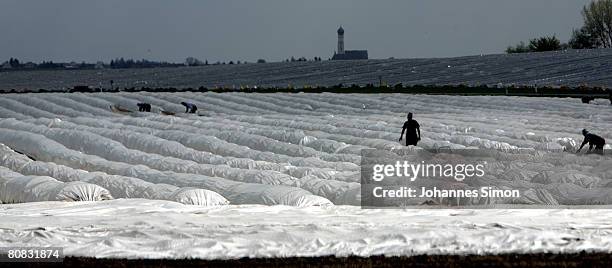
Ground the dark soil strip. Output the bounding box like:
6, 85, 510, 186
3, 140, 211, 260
3, 252, 612, 268
1, 85, 611, 102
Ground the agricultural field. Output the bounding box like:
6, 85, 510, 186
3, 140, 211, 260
0, 92, 611, 258
3, 49, 612, 91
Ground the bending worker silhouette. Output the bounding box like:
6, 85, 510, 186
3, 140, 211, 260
399, 112, 421, 146
577, 129, 606, 154
137, 102, 151, 112
180, 102, 197, 113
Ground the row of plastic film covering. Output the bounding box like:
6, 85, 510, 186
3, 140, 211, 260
0, 129, 332, 207
37, 117, 359, 205
0, 143, 229, 206
0, 166, 112, 203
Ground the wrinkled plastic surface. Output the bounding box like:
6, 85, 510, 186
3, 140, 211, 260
0, 175, 112, 203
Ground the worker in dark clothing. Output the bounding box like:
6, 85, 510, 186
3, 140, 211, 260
137, 103, 151, 112
577, 129, 606, 154
180, 102, 197, 113
399, 112, 421, 146
581, 96, 594, 104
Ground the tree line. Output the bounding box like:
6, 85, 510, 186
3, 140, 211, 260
1, 58, 183, 71
507, 0, 612, 53
2, 55, 330, 71
109, 58, 183, 69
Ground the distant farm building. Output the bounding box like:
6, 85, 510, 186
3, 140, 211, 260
332, 26, 368, 60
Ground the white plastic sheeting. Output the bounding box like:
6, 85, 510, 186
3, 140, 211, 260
63, 117, 290, 171
168, 187, 229, 206
0, 154, 114, 204
0, 118, 359, 204
68, 117, 356, 175
0, 166, 23, 179
1, 92, 612, 259
0, 120, 300, 186
144, 116, 361, 163
4, 201, 612, 258
0, 144, 229, 206
98, 116, 359, 169
28, 118, 361, 202
0, 174, 112, 203
0, 130, 332, 206
0, 93, 611, 206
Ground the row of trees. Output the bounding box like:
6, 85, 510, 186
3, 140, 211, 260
4, 53, 331, 71
3, 55, 326, 72
577, 0, 612, 48
185, 57, 268, 66
2, 58, 98, 70
109, 58, 183, 69
507, 0, 612, 53
284, 56, 324, 62
506, 36, 563, 53
185, 55, 326, 66
3, 57, 184, 70
7, 58, 21, 68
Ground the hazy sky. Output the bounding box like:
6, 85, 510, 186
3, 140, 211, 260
0, 0, 592, 63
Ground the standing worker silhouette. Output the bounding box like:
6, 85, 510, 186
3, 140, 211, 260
577, 129, 606, 154
399, 112, 421, 146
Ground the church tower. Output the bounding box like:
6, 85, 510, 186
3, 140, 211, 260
331, 26, 367, 60
337, 26, 345, 55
